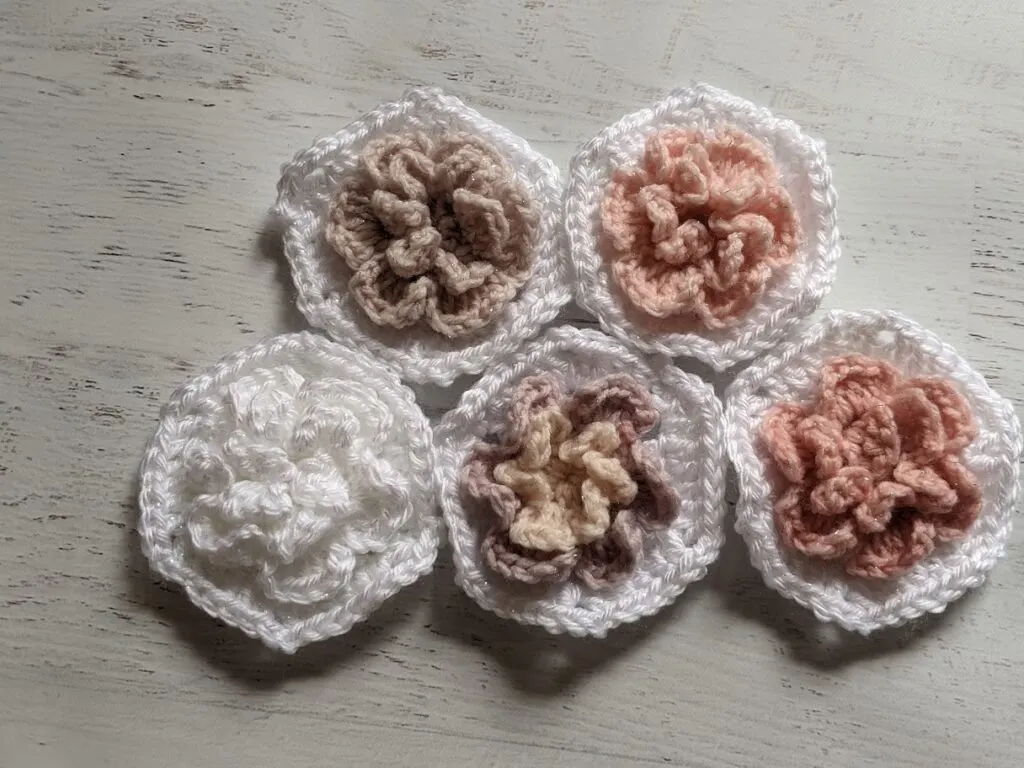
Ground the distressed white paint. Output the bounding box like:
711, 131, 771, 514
1, 1, 1022, 766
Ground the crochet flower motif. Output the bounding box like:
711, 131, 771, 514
325, 131, 540, 338
759, 355, 982, 579
601, 126, 801, 329
181, 364, 416, 609
462, 373, 678, 589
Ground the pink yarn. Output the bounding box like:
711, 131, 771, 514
601, 126, 801, 330
759, 355, 982, 579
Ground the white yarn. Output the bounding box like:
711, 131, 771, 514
563, 83, 841, 372
435, 325, 728, 636
274, 88, 572, 386
725, 310, 1021, 634
137, 332, 440, 653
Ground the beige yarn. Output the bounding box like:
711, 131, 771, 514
326, 131, 540, 338
494, 409, 638, 552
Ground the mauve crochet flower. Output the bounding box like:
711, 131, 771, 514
601, 126, 801, 329
759, 355, 982, 579
326, 131, 539, 338
462, 374, 678, 589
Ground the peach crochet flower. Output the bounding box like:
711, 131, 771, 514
462, 373, 678, 589
759, 355, 982, 579
326, 131, 539, 338
601, 126, 801, 329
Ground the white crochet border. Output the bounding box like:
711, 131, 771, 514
435, 325, 728, 636
725, 310, 1021, 634
563, 83, 841, 372
274, 88, 572, 386
137, 332, 441, 653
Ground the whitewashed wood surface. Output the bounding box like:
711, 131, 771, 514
2, 1, 1023, 766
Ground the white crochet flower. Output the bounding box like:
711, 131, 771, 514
138, 333, 439, 652
726, 310, 1021, 634
564, 83, 840, 371
275, 87, 572, 385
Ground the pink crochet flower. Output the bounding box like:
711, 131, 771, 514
759, 355, 982, 579
601, 126, 801, 330
461, 374, 678, 590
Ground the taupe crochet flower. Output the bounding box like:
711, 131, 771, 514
462, 374, 679, 589
326, 131, 540, 338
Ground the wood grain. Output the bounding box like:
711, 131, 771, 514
1, 1, 1022, 766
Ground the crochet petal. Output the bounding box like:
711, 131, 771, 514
612, 254, 703, 319
481, 527, 578, 585
493, 459, 555, 501
370, 189, 432, 237
462, 443, 521, 529
653, 219, 714, 266
704, 212, 776, 291
362, 132, 434, 199
422, 275, 518, 337
890, 386, 947, 464
502, 374, 564, 447
601, 172, 652, 253
854, 480, 913, 534
693, 263, 767, 329
626, 441, 679, 530
564, 374, 659, 439
502, 407, 571, 471
383, 228, 441, 279
742, 186, 801, 268
774, 485, 859, 559
903, 377, 978, 453
574, 479, 616, 544
450, 188, 512, 263
704, 127, 775, 215
817, 355, 901, 426
892, 459, 957, 513
808, 466, 873, 518
637, 184, 680, 245
845, 514, 937, 580
642, 130, 711, 205
800, 413, 848, 480
574, 510, 644, 590
348, 258, 432, 329
325, 182, 385, 271
508, 500, 579, 552
431, 249, 495, 294
432, 132, 510, 191
759, 402, 812, 484
924, 455, 983, 542
842, 401, 901, 479
558, 420, 620, 462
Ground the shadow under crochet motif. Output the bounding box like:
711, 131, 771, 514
708, 495, 977, 670
424, 548, 705, 696
255, 216, 315, 335
122, 474, 420, 689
